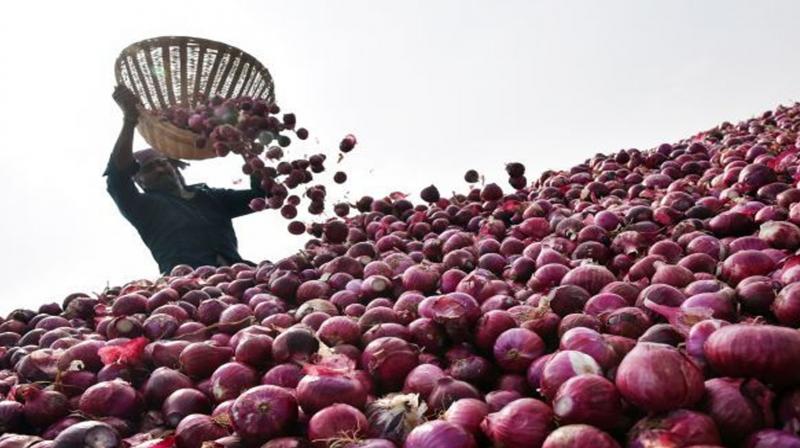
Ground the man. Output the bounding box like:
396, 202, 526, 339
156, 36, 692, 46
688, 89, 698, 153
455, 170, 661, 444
105, 85, 265, 275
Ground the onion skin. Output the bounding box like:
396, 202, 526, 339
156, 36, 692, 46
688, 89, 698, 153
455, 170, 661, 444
542, 424, 621, 448
552, 374, 623, 431
704, 324, 800, 387
540, 350, 601, 400
744, 429, 800, 448
230, 385, 298, 443
702, 377, 775, 444
307, 404, 367, 448
628, 409, 721, 447
481, 398, 554, 448
404, 420, 476, 448
492, 328, 546, 373
52, 420, 119, 448
774, 283, 800, 327
615, 343, 704, 413
445, 398, 489, 435
175, 414, 231, 448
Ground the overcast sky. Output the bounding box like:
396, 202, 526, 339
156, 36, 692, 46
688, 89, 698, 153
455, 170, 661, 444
0, 1, 798, 314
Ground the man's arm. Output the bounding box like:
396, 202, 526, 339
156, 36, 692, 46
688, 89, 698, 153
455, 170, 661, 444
105, 86, 145, 221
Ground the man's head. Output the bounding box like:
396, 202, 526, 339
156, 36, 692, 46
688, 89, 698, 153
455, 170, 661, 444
133, 149, 189, 193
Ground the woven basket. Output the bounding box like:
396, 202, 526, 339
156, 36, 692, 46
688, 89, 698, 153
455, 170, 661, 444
114, 36, 275, 160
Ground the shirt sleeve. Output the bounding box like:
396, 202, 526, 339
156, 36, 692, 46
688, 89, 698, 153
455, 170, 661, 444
103, 157, 147, 222
210, 174, 267, 219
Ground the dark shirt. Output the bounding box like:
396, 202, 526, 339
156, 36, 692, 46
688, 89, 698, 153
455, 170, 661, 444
103, 158, 264, 275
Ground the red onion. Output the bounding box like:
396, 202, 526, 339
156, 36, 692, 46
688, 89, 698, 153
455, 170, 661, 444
542, 424, 620, 448
603, 307, 651, 338
234, 333, 273, 368
147, 340, 190, 369
307, 404, 367, 447
628, 409, 720, 447
297, 357, 367, 413
492, 328, 545, 373
361, 337, 418, 392
56, 340, 105, 373
261, 363, 303, 389
0, 400, 23, 434
560, 265, 615, 295
703, 377, 774, 444
559, 327, 617, 370
760, 220, 800, 249
210, 362, 258, 403
615, 342, 704, 412
540, 350, 601, 400
481, 398, 553, 448
548, 285, 591, 317
402, 363, 445, 399
405, 420, 476, 448
272, 327, 319, 363
745, 429, 800, 448
583, 293, 627, 318
427, 376, 481, 412
230, 385, 298, 443
143, 367, 194, 407
552, 374, 623, 431
162, 388, 211, 427
175, 414, 232, 448
720, 250, 776, 286
474, 310, 517, 352
737, 277, 777, 314
774, 283, 800, 326
179, 342, 233, 379
52, 421, 119, 448
79, 380, 142, 419
704, 324, 800, 387
445, 398, 488, 435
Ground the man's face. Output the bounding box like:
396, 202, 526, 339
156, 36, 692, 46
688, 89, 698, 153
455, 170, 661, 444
135, 158, 182, 192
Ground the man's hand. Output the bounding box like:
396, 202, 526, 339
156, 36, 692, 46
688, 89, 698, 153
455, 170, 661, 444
113, 85, 140, 124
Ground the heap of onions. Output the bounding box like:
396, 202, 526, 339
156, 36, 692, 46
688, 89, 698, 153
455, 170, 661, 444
5, 98, 800, 446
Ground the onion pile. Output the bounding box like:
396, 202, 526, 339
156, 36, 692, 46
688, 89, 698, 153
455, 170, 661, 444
5, 101, 800, 446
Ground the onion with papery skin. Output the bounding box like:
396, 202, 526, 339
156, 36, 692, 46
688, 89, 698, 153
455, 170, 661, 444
615, 342, 704, 413
702, 377, 775, 444
162, 388, 211, 427
540, 350, 602, 400
307, 404, 368, 448
552, 374, 623, 431
402, 364, 445, 399
19, 386, 69, 429
444, 398, 488, 436
52, 420, 119, 448
492, 328, 545, 373
404, 420, 476, 448
175, 414, 231, 448
297, 357, 367, 414
210, 362, 258, 403
427, 376, 481, 412
627, 409, 721, 447
361, 337, 418, 392
230, 385, 298, 443
704, 324, 800, 387
79, 380, 142, 419
179, 342, 233, 379
745, 429, 800, 447
481, 398, 554, 448
542, 424, 621, 448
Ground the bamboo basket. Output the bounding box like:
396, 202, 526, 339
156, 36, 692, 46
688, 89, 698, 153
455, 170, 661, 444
114, 36, 275, 160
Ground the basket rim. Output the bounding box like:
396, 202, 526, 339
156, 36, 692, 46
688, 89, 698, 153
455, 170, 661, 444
114, 35, 275, 109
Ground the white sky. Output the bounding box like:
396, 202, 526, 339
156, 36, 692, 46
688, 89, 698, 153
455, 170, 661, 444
0, 1, 798, 314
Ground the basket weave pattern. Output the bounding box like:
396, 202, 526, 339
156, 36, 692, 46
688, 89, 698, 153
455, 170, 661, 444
114, 36, 275, 159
